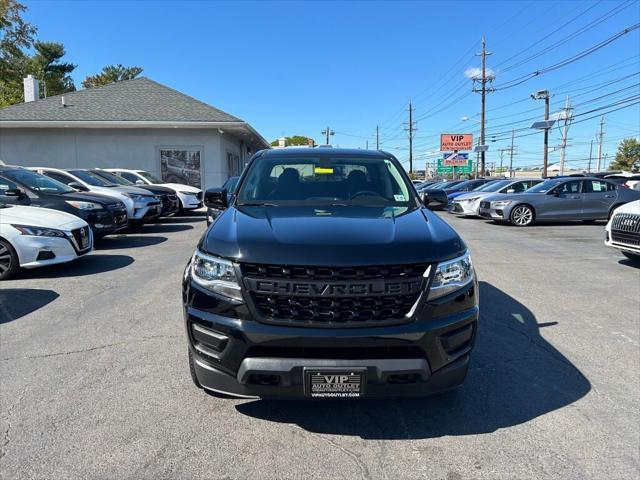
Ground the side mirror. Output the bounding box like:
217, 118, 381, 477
135, 179, 145, 185
68, 182, 89, 192
4, 188, 24, 198
204, 188, 228, 209
506, 189, 515, 194
421, 192, 429, 205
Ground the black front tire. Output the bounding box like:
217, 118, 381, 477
188, 350, 203, 389
0, 239, 19, 280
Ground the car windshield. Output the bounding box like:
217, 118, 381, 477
6, 169, 75, 194
448, 181, 478, 192
68, 170, 115, 187
476, 180, 512, 192
139, 171, 161, 183
525, 179, 563, 193
91, 170, 133, 186
237, 155, 415, 207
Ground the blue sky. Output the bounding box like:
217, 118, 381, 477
24, 0, 640, 171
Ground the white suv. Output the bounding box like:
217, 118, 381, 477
105, 169, 203, 210
0, 203, 93, 280
605, 200, 640, 262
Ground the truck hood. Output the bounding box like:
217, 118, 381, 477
201, 205, 466, 265
0, 205, 86, 229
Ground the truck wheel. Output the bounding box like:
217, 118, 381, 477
622, 251, 640, 263
0, 239, 19, 280
188, 349, 203, 389
510, 205, 534, 227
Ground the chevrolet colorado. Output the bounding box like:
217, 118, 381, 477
183, 148, 478, 398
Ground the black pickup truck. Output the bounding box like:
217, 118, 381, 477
183, 148, 478, 398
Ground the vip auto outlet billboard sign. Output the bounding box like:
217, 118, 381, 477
440, 134, 473, 152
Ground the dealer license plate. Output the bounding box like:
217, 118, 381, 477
305, 369, 366, 398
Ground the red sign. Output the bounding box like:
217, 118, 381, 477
440, 134, 473, 151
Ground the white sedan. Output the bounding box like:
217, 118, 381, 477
105, 169, 203, 210
605, 200, 640, 262
0, 204, 93, 280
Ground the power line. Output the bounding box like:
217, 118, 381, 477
493, 24, 640, 91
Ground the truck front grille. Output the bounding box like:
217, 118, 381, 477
242, 262, 429, 327
241, 262, 429, 281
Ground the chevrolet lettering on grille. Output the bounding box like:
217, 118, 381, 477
244, 277, 423, 297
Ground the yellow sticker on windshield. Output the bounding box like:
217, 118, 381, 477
314, 167, 334, 174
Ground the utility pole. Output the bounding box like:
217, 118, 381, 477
531, 90, 551, 177
365, 140, 369, 149
587, 140, 594, 173
559, 96, 573, 176
404, 102, 416, 174
376, 125, 380, 150
321, 127, 334, 145
509, 129, 515, 177
472, 36, 493, 177
596, 116, 605, 172
474, 137, 480, 179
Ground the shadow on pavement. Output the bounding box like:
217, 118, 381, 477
235, 281, 591, 439
15, 254, 134, 279
94, 235, 168, 250
618, 257, 640, 269
484, 220, 606, 227
0, 288, 59, 324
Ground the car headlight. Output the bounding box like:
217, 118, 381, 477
179, 191, 197, 196
65, 200, 103, 211
491, 200, 512, 207
465, 197, 480, 203
11, 224, 67, 238
123, 193, 148, 202
190, 249, 242, 302
428, 251, 474, 300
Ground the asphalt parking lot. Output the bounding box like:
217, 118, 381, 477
1, 209, 638, 480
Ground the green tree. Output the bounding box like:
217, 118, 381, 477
0, 0, 36, 106
270, 135, 314, 147
609, 137, 640, 172
82, 64, 143, 88
29, 41, 76, 97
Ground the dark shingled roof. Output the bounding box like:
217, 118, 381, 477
0, 77, 243, 123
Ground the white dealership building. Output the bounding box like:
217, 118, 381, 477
0, 76, 269, 189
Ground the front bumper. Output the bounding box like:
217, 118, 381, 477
17, 230, 93, 268
184, 279, 478, 398
479, 206, 507, 220
178, 192, 203, 210
605, 229, 640, 255
451, 200, 480, 216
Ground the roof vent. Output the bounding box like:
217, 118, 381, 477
61, 96, 67, 107
23, 75, 39, 103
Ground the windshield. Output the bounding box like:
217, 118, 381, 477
475, 180, 512, 192
91, 170, 132, 186
237, 155, 415, 206
448, 180, 477, 192
139, 171, 161, 183
68, 170, 115, 187
525, 179, 563, 193
5, 169, 75, 194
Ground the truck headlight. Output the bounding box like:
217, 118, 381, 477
190, 250, 242, 302
11, 224, 66, 238
491, 200, 512, 207
428, 251, 474, 300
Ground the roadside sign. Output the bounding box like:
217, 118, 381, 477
440, 133, 473, 151
442, 152, 469, 166
437, 158, 472, 174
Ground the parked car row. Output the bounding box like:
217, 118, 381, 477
0, 164, 203, 280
